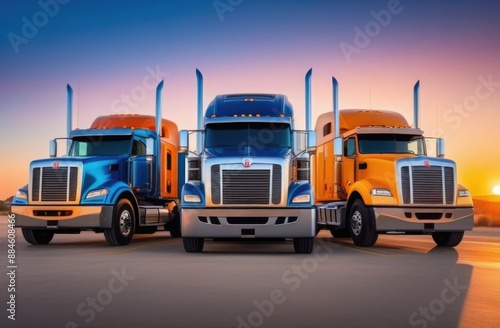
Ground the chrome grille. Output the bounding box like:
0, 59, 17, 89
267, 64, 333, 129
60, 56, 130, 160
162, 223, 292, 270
272, 164, 281, 205
211, 165, 221, 204
222, 169, 270, 205
400, 165, 455, 205
444, 167, 454, 204
31, 166, 79, 202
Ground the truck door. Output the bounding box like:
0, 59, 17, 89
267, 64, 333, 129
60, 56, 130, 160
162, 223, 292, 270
340, 137, 356, 197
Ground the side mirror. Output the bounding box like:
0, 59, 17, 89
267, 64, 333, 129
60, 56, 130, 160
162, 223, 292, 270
49, 140, 57, 157
180, 130, 189, 153
146, 138, 154, 156
436, 138, 445, 158
333, 137, 343, 156
307, 131, 316, 153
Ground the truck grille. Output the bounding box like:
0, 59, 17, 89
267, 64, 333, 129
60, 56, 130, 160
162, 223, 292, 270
31, 166, 79, 202
401, 165, 454, 205
211, 165, 281, 205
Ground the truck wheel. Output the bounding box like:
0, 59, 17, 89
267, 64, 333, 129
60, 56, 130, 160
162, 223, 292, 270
183, 237, 204, 252
168, 213, 182, 238
22, 229, 54, 245
293, 237, 314, 254
432, 231, 464, 247
330, 228, 350, 238
169, 225, 182, 238
104, 199, 135, 246
349, 199, 378, 246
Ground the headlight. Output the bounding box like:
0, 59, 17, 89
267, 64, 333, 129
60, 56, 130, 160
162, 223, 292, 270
292, 194, 310, 203
458, 189, 470, 197
184, 194, 201, 203
86, 189, 109, 199
15, 190, 27, 200
371, 188, 392, 197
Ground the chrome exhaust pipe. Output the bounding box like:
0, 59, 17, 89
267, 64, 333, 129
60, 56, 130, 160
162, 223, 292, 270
155, 80, 164, 136
413, 80, 420, 129
305, 68, 312, 131
66, 84, 73, 152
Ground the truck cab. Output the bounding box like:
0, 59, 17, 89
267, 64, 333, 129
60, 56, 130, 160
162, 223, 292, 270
315, 79, 474, 247
11, 82, 183, 245
179, 70, 316, 253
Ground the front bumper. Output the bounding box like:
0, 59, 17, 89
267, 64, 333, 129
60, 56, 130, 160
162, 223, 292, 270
10, 205, 114, 229
373, 206, 474, 232
181, 207, 316, 238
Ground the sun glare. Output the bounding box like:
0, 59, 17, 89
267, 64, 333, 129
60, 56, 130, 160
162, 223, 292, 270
493, 185, 500, 195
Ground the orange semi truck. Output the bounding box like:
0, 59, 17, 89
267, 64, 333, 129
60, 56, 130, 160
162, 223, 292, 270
314, 77, 474, 247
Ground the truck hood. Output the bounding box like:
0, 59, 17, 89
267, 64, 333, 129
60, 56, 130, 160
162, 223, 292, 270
205, 147, 290, 158
31, 155, 126, 167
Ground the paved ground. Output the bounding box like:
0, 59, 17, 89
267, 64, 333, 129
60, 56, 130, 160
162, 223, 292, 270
1, 215, 499, 328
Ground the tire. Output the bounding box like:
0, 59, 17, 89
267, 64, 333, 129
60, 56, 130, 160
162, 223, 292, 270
432, 231, 464, 247
183, 237, 204, 252
104, 199, 135, 246
330, 228, 350, 238
168, 213, 182, 238
293, 237, 314, 254
22, 229, 54, 245
348, 199, 378, 246
169, 227, 182, 238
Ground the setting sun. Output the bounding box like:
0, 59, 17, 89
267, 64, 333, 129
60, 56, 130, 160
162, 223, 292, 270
493, 185, 500, 195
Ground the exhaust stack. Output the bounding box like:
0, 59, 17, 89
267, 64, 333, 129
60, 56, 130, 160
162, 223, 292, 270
196, 69, 203, 130
66, 84, 73, 152
196, 69, 203, 154
333, 77, 340, 138
305, 68, 312, 131
155, 80, 164, 136
413, 80, 420, 129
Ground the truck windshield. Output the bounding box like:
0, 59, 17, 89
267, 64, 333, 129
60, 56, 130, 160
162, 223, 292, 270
205, 122, 291, 149
358, 134, 425, 155
69, 136, 132, 156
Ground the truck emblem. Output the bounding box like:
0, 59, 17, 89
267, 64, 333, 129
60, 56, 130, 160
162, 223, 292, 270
243, 158, 252, 168
52, 162, 60, 169
423, 160, 431, 168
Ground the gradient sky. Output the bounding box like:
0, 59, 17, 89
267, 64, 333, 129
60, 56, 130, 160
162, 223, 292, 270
1, 0, 500, 199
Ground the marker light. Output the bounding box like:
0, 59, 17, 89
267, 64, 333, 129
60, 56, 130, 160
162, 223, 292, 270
292, 194, 311, 203
15, 190, 27, 200
371, 188, 392, 197
184, 194, 201, 203
86, 189, 109, 199
458, 189, 470, 197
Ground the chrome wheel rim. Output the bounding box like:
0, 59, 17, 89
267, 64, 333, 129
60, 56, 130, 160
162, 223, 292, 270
351, 211, 362, 236
119, 210, 132, 237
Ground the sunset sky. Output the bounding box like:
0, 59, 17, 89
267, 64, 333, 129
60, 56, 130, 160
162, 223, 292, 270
1, 0, 500, 200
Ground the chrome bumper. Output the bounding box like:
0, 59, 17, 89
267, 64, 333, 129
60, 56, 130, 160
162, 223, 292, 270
10, 205, 114, 229
373, 207, 474, 232
181, 207, 316, 238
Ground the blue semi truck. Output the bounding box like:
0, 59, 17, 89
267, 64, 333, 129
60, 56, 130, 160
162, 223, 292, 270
11, 81, 184, 245
179, 69, 317, 253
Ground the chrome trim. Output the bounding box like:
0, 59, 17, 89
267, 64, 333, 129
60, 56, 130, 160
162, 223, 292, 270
29, 162, 83, 205
182, 207, 316, 238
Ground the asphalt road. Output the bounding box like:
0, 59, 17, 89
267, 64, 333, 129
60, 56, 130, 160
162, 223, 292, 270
1, 215, 499, 328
